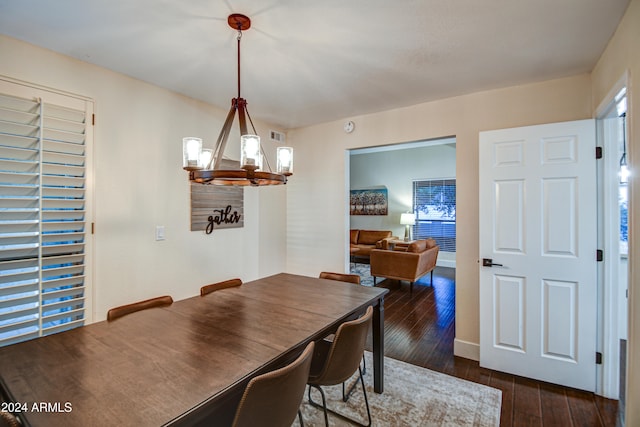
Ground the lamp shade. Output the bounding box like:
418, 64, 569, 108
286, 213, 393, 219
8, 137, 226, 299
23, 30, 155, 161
400, 213, 416, 225
241, 134, 261, 169
277, 147, 293, 175
200, 149, 213, 170
183, 137, 203, 170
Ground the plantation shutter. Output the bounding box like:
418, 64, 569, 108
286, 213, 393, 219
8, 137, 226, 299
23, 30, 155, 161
412, 179, 456, 252
0, 79, 93, 347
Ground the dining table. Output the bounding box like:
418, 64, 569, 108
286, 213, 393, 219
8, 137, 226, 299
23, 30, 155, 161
0, 272, 388, 426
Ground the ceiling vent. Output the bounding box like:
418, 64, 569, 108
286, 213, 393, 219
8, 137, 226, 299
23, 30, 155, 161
269, 130, 286, 143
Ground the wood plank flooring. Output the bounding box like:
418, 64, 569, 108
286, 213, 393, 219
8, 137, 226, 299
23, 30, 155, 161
367, 267, 618, 426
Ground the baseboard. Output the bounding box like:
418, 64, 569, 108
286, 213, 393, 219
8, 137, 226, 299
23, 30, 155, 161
436, 259, 456, 269
454, 338, 479, 361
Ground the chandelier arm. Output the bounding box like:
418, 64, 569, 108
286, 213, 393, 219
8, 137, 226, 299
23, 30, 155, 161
211, 103, 237, 170
237, 98, 249, 136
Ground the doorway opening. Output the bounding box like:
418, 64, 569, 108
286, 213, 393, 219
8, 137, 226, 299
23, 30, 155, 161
348, 137, 457, 271
348, 136, 457, 366
596, 80, 629, 422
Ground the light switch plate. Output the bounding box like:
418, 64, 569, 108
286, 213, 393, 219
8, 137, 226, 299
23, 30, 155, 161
155, 225, 165, 241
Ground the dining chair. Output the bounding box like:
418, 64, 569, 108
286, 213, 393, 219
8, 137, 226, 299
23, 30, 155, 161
319, 272, 361, 285
200, 278, 242, 296
318, 271, 366, 375
106, 295, 174, 321
307, 305, 373, 427
0, 410, 19, 427
231, 341, 315, 427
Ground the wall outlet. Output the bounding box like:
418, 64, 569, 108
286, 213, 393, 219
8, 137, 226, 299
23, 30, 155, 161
155, 225, 165, 241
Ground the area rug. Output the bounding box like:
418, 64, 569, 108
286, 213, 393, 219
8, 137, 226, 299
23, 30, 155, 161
297, 351, 501, 426
350, 262, 374, 287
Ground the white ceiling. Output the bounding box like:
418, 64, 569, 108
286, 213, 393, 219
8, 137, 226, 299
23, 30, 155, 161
0, 0, 630, 129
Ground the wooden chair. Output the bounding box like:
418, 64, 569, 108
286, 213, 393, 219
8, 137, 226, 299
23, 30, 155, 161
232, 341, 315, 427
307, 306, 373, 427
106, 295, 173, 321
200, 278, 242, 296
319, 272, 361, 285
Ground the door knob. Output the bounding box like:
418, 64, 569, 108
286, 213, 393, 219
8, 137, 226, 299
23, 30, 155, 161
482, 258, 503, 267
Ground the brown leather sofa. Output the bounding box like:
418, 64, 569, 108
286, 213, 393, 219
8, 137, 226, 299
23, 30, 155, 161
350, 229, 393, 260
370, 238, 439, 294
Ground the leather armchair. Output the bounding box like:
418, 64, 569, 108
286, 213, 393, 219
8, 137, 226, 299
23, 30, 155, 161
370, 238, 439, 294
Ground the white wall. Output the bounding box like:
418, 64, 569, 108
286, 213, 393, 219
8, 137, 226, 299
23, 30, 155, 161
0, 35, 288, 322
286, 74, 592, 361
349, 142, 457, 267
592, 0, 640, 423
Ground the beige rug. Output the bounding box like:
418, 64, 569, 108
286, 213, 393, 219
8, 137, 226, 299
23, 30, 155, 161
297, 352, 501, 426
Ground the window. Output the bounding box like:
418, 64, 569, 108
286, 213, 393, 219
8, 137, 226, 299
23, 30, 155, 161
616, 87, 628, 256
412, 179, 456, 252
0, 79, 92, 347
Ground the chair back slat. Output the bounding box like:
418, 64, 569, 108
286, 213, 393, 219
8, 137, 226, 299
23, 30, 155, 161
319, 272, 361, 285
107, 295, 173, 321
200, 278, 243, 296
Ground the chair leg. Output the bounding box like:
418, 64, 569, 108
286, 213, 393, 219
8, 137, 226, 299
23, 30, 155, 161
410, 281, 414, 295
308, 385, 329, 427
308, 367, 372, 427
357, 366, 372, 427
373, 276, 377, 286
343, 355, 366, 400
298, 409, 305, 427
431, 269, 434, 285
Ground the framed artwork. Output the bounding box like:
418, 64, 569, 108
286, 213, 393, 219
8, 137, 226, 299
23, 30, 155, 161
350, 187, 388, 215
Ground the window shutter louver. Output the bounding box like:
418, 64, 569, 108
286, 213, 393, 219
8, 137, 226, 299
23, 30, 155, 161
412, 179, 456, 252
0, 84, 91, 347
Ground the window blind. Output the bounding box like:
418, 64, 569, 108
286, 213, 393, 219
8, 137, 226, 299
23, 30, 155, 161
0, 86, 90, 347
412, 179, 456, 252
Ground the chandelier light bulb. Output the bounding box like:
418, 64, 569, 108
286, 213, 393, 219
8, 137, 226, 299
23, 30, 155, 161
183, 137, 203, 170
200, 149, 214, 170
241, 134, 261, 169
277, 147, 293, 175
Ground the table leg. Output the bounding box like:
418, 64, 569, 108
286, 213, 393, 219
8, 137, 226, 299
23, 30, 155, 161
372, 296, 384, 393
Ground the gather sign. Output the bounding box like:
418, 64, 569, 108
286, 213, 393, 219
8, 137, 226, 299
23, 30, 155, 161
190, 183, 243, 233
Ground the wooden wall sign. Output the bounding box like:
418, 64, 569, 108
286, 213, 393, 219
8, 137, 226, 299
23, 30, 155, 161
190, 183, 244, 233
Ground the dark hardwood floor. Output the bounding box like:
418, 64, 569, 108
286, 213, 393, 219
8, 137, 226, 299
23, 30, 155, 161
366, 267, 618, 427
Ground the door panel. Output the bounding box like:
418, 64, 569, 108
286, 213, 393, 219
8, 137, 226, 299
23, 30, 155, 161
495, 274, 525, 351
479, 119, 597, 391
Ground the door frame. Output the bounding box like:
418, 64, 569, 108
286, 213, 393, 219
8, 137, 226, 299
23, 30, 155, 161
594, 71, 630, 399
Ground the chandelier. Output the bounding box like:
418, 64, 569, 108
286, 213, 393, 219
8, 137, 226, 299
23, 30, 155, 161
182, 14, 293, 186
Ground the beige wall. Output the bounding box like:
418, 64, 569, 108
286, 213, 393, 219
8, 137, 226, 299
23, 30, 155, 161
0, 35, 288, 322
2, 1, 637, 418
592, 0, 639, 424
287, 74, 592, 358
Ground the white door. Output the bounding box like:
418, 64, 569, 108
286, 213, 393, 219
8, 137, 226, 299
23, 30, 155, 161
479, 119, 597, 391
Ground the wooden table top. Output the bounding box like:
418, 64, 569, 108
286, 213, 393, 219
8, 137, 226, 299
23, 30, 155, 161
0, 273, 387, 427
